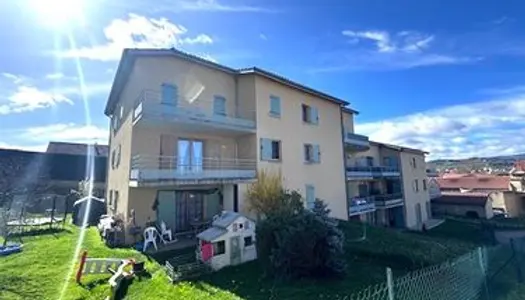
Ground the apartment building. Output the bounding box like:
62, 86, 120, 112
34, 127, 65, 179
343, 110, 430, 229
104, 48, 430, 243
104, 49, 349, 243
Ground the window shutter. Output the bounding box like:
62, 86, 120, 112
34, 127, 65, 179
213, 96, 226, 116
313, 145, 320, 163
270, 96, 281, 116
260, 138, 271, 160
306, 185, 315, 209
161, 83, 178, 106
310, 107, 319, 124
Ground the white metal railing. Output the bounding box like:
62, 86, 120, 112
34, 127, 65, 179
346, 166, 400, 173
349, 196, 377, 216
133, 90, 256, 130
130, 155, 257, 182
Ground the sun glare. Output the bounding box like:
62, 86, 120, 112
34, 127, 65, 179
30, 0, 85, 28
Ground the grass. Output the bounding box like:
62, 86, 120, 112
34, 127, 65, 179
0, 219, 501, 300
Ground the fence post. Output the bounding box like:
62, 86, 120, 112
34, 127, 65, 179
478, 247, 490, 300
510, 239, 523, 283
386, 267, 394, 300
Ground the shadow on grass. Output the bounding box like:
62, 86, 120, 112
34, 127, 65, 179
11, 227, 71, 238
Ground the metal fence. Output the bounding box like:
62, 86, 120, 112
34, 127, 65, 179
349, 242, 525, 300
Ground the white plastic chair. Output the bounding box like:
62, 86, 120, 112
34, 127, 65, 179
160, 221, 173, 243
143, 227, 158, 252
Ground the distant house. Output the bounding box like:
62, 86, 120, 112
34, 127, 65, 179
0, 143, 108, 208
434, 172, 525, 218
46, 141, 109, 157
431, 192, 494, 219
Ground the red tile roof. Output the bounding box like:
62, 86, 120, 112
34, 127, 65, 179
437, 174, 509, 191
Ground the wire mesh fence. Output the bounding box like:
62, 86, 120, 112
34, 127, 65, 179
349, 241, 525, 300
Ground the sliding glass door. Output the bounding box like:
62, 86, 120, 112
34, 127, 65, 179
177, 139, 203, 172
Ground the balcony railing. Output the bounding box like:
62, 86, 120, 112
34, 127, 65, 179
133, 90, 256, 133
349, 196, 376, 216
129, 155, 257, 185
373, 193, 404, 208
346, 166, 401, 179
344, 132, 370, 151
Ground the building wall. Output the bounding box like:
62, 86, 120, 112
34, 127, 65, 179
106, 113, 133, 222
490, 191, 524, 218
432, 203, 491, 219
400, 151, 430, 229
252, 75, 348, 220
342, 112, 354, 133
346, 144, 381, 166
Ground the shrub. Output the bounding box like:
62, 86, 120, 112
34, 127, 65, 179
245, 170, 285, 218
256, 197, 346, 280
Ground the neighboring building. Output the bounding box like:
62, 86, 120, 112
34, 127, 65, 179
104, 48, 430, 243
46, 141, 109, 157
436, 172, 525, 218
432, 192, 494, 219
343, 122, 431, 230
0, 146, 107, 208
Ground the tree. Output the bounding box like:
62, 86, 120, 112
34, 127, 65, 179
245, 169, 286, 218
256, 197, 346, 280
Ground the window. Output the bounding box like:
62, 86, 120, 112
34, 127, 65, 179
305, 185, 315, 209
304, 144, 320, 163
111, 150, 116, 169
423, 179, 427, 191
260, 138, 281, 161
161, 83, 178, 105
213, 95, 226, 116
213, 240, 226, 256
244, 221, 250, 230
269, 95, 281, 117
119, 106, 124, 119
366, 156, 374, 167
233, 223, 238, 232
109, 190, 114, 206
412, 157, 417, 169
383, 157, 391, 166
113, 190, 119, 211
244, 236, 254, 247
413, 180, 419, 192
115, 145, 121, 168
301, 104, 319, 124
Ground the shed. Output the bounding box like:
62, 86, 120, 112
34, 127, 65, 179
72, 196, 106, 227
196, 211, 256, 271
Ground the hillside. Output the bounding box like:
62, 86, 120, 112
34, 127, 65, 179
428, 153, 525, 173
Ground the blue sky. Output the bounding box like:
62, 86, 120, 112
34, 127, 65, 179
0, 0, 524, 160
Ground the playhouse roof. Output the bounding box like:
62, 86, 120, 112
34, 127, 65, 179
212, 211, 245, 229
197, 227, 228, 242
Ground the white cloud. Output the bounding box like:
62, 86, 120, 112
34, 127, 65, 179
45, 72, 65, 80
21, 123, 108, 143
2, 73, 26, 84
355, 91, 525, 160
0, 85, 73, 115
0, 123, 109, 152
55, 82, 112, 97
143, 0, 276, 13
312, 29, 478, 72
61, 14, 214, 61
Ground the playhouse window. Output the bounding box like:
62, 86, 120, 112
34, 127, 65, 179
213, 240, 226, 256
244, 236, 253, 247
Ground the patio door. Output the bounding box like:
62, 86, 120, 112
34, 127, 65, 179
177, 139, 203, 172
157, 191, 177, 232
175, 191, 204, 233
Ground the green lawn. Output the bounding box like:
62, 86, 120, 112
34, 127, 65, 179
0, 220, 489, 300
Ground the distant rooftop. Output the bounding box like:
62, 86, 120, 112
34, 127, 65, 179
46, 142, 109, 157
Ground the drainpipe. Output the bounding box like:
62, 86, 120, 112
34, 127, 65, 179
340, 106, 350, 220
398, 149, 407, 228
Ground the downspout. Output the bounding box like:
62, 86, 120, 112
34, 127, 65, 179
398, 149, 408, 228
340, 106, 350, 220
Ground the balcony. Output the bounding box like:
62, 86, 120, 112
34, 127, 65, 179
374, 193, 404, 208
129, 155, 257, 187
133, 90, 256, 135
344, 132, 370, 151
346, 166, 401, 180
348, 197, 376, 216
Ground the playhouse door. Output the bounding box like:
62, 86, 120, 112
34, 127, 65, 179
230, 236, 241, 265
